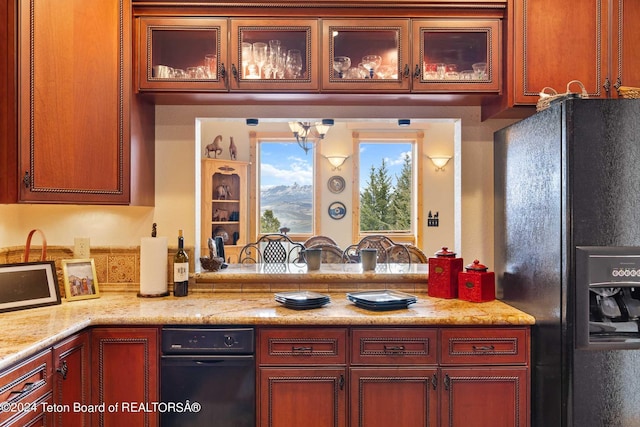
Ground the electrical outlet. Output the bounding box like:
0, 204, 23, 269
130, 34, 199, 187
74, 237, 90, 259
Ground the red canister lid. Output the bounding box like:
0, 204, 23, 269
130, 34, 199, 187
465, 259, 488, 272
435, 247, 457, 257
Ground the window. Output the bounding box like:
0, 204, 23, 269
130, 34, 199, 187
250, 132, 319, 239
353, 132, 423, 244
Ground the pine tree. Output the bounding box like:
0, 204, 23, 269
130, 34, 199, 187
390, 154, 412, 230
360, 159, 394, 231
260, 209, 281, 233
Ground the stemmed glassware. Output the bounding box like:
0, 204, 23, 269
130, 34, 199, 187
241, 42, 253, 78
333, 56, 351, 78
361, 55, 382, 79
286, 49, 303, 79
252, 42, 268, 79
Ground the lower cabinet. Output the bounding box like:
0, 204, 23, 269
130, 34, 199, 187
259, 326, 530, 427
0, 349, 53, 427
52, 331, 90, 427
90, 327, 159, 427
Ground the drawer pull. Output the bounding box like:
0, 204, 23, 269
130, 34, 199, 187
472, 345, 495, 352
7, 382, 36, 402
383, 345, 406, 352
292, 346, 313, 353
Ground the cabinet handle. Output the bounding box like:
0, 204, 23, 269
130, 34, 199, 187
614, 77, 622, 92
603, 77, 611, 94
220, 63, 227, 82
56, 360, 68, 380
383, 345, 405, 352
472, 345, 495, 352
292, 346, 313, 353
413, 64, 421, 79
444, 373, 451, 390
231, 64, 239, 82
23, 171, 31, 188
402, 63, 410, 78
431, 373, 437, 390
339, 374, 345, 390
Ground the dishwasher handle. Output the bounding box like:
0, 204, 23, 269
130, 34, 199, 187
161, 354, 254, 368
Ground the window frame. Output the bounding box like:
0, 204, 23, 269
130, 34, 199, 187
351, 130, 424, 245
249, 131, 320, 242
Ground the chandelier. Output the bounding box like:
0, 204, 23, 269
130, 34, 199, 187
288, 119, 334, 154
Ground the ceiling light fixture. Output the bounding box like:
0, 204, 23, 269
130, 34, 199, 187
288, 119, 334, 154
398, 119, 411, 127
246, 118, 259, 126
428, 156, 452, 172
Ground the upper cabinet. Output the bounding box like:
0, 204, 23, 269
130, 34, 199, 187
135, 13, 502, 96
229, 19, 319, 91
14, 0, 154, 204
321, 19, 411, 92
612, 0, 640, 93
411, 19, 501, 93
138, 17, 228, 92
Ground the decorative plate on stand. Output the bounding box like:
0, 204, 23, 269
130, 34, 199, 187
328, 201, 347, 220
328, 176, 345, 194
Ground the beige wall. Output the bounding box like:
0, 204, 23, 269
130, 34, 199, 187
0, 104, 516, 271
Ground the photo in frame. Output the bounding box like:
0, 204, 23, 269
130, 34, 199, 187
0, 261, 61, 313
62, 259, 100, 301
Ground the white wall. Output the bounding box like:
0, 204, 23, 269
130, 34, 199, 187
0, 104, 516, 271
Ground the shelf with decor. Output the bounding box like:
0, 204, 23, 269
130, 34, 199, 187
201, 158, 249, 264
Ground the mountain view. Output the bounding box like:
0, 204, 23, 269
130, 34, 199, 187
260, 183, 312, 233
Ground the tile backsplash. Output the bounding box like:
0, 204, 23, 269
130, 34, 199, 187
0, 245, 193, 295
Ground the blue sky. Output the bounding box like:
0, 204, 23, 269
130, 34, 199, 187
260, 142, 412, 190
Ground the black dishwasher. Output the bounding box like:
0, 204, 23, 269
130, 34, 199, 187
160, 327, 255, 427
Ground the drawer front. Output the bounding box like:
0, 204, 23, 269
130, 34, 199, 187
259, 328, 347, 365
440, 328, 529, 365
0, 350, 52, 425
351, 328, 438, 365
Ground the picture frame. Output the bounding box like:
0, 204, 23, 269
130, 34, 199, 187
0, 261, 61, 313
62, 259, 100, 301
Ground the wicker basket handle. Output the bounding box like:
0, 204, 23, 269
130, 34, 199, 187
566, 80, 589, 98
24, 229, 47, 262
538, 87, 558, 98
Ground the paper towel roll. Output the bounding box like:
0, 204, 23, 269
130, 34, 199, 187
139, 236, 169, 297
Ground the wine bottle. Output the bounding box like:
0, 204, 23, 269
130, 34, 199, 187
173, 230, 189, 297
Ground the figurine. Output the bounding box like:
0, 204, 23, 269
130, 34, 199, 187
205, 135, 223, 158
229, 137, 237, 160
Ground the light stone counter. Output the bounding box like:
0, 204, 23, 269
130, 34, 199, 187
0, 291, 534, 372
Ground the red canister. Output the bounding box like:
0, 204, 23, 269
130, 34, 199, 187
428, 247, 463, 299
458, 259, 496, 302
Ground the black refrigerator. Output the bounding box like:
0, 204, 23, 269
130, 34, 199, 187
494, 98, 640, 427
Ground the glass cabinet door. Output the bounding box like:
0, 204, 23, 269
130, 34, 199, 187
411, 19, 501, 93
229, 19, 319, 91
322, 19, 411, 92
138, 18, 228, 91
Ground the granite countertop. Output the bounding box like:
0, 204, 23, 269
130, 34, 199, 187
0, 291, 534, 371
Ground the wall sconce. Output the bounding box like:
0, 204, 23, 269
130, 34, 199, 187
324, 155, 349, 171
428, 156, 452, 172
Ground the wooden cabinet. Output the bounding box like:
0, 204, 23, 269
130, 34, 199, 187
137, 17, 228, 92
484, 0, 639, 118
14, 0, 154, 204
52, 331, 90, 427
349, 328, 438, 427
257, 328, 348, 427
0, 349, 52, 427
201, 158, 249, 263
440, 328, 529, 427
321, 19, 411, 92
411, 19, 501, 93
90, 327, 159, 427
229, 19, 319, 91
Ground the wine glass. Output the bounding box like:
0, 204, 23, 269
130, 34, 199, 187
361, 55, 381, 79
286, 49, 303, 79
252, 42, 268, 79
333, 56, 351, 78
268, 40, 282, 79
241, 42, 253, 78
275, 49, 287, 79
